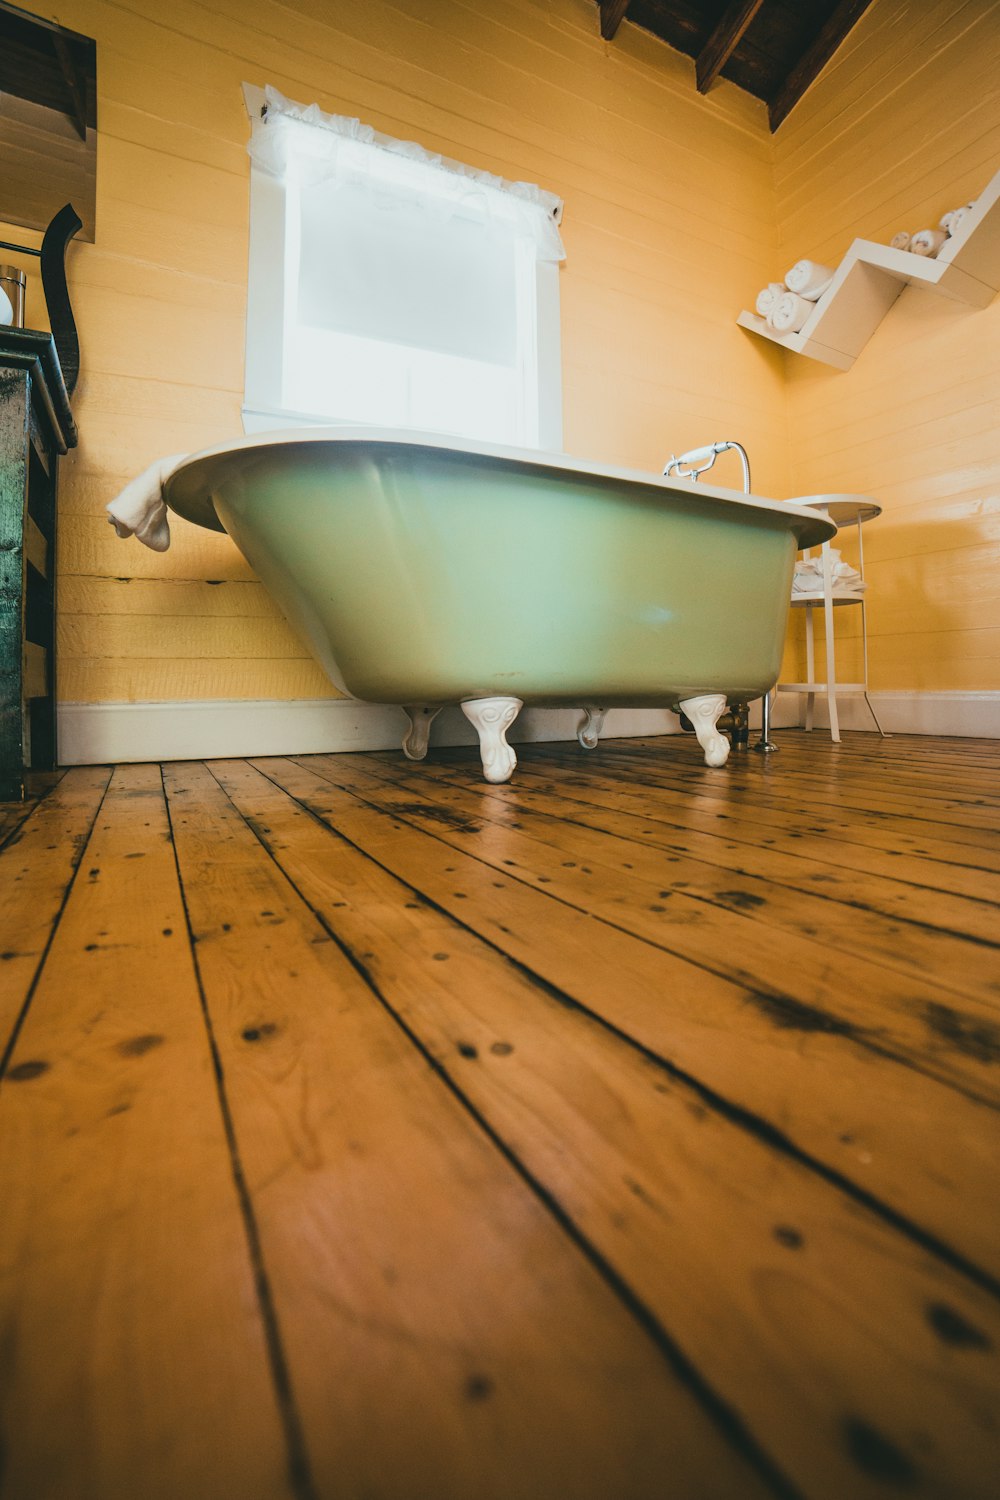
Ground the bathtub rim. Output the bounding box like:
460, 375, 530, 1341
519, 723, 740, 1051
164, 425, 839, 550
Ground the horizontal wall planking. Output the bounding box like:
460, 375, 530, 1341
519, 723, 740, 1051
786, 415, 1000, 501
95, 197, 249, 285
560, 364, 789, 460
779, 124, 1000, 245
138, 0, 779, 237
563, 205, 775, 296
98, 44, 252, 140
64, 422, 242, 498
563, 220, 776, 304
98, 98, 250, 180
59, 517, 252, 583
866, 626, 1000, 693
773, 0, 954, 168
872, 560, 1000, 623
59, 577, 282, 619
775, 0, 998, 182
70, 241, 246, 311
101, 0, 761, 211
785, 395, 1000, 488
179, 0, 775, 184
58, 613, 311, 661
72, 287, 245, 392
858, 495, 1000, 558
562, 286, 784, 390
58, 656, 336, 705
775, 18, 1000, 217
64, 379, 243, 453
97, 137, 252, 237
781, 355, 1000, 458
778, 140, 1000, 268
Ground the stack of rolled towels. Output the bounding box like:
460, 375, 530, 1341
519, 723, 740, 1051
889, 198, 976, 257
754, 259, 834, 335
753, 192, 978, 335
792, 548, 866, 597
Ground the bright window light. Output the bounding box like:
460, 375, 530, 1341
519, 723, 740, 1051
243, 86, 564, 449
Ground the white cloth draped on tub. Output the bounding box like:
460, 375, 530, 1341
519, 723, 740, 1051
106, 454, 187, 552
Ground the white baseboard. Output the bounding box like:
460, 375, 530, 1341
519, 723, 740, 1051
57, 691, 1000, 767
56, 698, 682, 766
762, 690, 1000, 738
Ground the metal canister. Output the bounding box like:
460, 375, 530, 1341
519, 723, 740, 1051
0, 266, 27, 327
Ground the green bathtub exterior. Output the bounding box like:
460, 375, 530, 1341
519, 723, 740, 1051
165, 431, 835, 710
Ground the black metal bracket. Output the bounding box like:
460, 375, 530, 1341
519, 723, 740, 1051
40, 203, 82, 398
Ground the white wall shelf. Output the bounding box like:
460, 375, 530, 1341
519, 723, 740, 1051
738, 168, 1000, 370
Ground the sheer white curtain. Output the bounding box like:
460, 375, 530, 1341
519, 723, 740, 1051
244, 86, 565, 447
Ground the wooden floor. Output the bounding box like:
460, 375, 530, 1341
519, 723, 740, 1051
1, 730, 999, 1500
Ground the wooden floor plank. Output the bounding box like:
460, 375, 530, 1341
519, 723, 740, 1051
356, 751, 1000, 955
503, 758, 1000, 903
0, 766, 112, 1054
0, 765, 293, 1500
263, 753, 1000, 1278
292, 754, 1000, 1104
162, 759, 771, 1500
220, 757, 1000, 1500
552, 737, 1000, 848
572, 739, 1000, 846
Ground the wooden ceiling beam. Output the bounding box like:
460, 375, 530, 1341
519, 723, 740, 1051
599, 1, 630, 42
768, 0, 876, 131
695, 0, 765, 94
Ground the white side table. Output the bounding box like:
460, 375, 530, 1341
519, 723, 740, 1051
776, 495, 885, 742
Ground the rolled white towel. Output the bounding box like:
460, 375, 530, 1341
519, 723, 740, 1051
890, 231, 912, 251
947, 203, 974, 235
784, 259, 834, 300
755, 281, 785, 318
909, 227, 947, 258
106, 454, 188, 552
768, 290, 814, 334
938, 210, 957, 233
0, 284, 12, 326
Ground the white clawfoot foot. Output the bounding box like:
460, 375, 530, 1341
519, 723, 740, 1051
402, 704, 442, 761
461, 696, 523, 783
578, 706, 607, 750
678, 694, 730, 768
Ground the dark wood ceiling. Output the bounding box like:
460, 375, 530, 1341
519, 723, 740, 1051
0, 0, 96, 141
597, 0, 876, 131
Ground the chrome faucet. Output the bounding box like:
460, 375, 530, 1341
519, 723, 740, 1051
663, 440, 751, 494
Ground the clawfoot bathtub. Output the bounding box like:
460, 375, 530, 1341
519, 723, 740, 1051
164, 428, 834, 782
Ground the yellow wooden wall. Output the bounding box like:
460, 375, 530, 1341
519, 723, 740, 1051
2, 0, 787, 707
772, 0, 1000, 693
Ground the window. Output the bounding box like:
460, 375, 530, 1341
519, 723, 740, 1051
242, 86, 564, 449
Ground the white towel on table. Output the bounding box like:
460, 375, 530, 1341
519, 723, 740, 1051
768, 291, 813, 334
890, 231, 912, 251
909, 227, 947, 257
784, 260, 834, 300
792, 550, 866, 595
755, 281, 785, 318
106, 454, 188, 552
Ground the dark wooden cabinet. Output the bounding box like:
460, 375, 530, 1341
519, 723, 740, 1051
1, 328, 77, 800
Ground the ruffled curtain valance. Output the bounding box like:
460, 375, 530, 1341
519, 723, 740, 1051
247, 85, 566, 263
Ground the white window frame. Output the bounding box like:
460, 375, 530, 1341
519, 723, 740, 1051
241, 84, 563, 450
